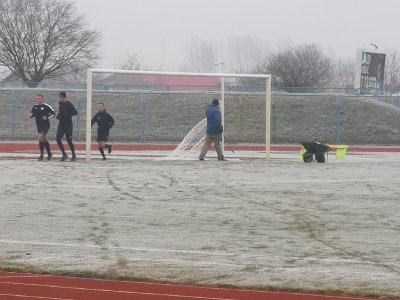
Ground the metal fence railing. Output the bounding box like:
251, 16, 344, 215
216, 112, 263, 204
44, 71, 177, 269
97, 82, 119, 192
1, 83, 400, 145
2, 79, 400, 96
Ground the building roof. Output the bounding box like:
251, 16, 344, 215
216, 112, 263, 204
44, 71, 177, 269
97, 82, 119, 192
99, 73, 220, 91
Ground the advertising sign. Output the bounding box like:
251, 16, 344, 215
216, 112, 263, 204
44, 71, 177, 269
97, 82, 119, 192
354, 49, 386, 95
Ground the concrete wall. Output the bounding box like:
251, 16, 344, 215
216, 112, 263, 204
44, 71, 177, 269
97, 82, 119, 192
1, 89, 400, 145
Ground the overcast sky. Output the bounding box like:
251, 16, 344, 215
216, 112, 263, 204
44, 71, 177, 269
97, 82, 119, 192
74, 0, 400, 71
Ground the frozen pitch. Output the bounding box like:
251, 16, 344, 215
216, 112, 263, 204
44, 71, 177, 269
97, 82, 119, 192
0, 150, 399, 297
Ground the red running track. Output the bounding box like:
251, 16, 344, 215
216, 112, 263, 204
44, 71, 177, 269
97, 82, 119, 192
0, 272, 384, 300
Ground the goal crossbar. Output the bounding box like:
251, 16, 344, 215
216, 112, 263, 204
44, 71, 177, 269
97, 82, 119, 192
86, 69, 272, 161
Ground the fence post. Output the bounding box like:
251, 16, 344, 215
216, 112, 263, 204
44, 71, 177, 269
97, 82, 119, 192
139, 93, 146, 142
272, 103, 276, 144
10, 90, 16, 139
76, 92, 81, 141
335, 94, 341, 144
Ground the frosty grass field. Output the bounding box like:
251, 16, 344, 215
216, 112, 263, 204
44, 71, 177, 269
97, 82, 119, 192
0, 149, 399, 297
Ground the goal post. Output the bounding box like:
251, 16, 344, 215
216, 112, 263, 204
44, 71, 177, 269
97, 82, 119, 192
86, 69, 272, 161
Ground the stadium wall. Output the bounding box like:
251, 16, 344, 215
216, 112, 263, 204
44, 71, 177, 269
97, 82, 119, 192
1, 89, 400, 145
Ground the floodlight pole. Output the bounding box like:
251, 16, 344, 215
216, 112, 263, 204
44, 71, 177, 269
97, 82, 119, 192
365, 42, 378, 49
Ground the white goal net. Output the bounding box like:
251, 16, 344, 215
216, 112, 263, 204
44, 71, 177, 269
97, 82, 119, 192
164, 118, 207, 160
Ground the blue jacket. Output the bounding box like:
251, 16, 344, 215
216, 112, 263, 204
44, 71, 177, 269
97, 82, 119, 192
205, 104, 223, 135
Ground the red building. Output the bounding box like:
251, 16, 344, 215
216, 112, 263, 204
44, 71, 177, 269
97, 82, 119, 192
99, 73, 220, 91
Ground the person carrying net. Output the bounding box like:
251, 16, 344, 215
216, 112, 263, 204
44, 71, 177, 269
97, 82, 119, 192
199, 99, 225, 161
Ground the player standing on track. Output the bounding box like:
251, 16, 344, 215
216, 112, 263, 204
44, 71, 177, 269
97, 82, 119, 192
56, 91, 78, 161
29, 94, 56, 161
91, 103, 114, 160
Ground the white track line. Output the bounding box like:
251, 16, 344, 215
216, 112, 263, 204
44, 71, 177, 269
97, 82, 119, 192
0, 239, 398, 270
0, 272, 382, 300
0, 275, 52, 279
0, 294, 75, 300
0, 178, 397, 189
0, 282, 235, 300
0, 281, 380, 300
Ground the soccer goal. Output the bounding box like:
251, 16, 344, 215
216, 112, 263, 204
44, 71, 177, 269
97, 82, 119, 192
85, 69, 272, 161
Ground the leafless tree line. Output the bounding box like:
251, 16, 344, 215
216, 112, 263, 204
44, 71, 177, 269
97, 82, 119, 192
180, 40, 400, 91
0, 0, 100, 87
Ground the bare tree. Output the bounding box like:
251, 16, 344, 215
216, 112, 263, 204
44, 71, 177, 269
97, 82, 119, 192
383, 50, 400, 95
235, 55, 269, 87
180, 38, 217, 72
113, 54, 141, 70
0, 0, 101, 87
179, 36, 268, 74
254, 43, 332, 87
224, 36, 268, 73
330, 58, 355, 89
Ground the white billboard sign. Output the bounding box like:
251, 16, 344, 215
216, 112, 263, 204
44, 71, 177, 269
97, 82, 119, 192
354, 48, 386, 95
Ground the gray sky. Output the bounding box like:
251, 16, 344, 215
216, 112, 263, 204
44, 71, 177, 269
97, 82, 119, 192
74, 0, 400, 71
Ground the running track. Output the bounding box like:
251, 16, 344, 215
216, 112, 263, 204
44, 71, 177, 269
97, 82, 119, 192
0, 272, 384, 300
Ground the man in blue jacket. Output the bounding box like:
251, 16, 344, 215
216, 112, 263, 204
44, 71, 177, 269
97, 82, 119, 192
199, 99, 225, 161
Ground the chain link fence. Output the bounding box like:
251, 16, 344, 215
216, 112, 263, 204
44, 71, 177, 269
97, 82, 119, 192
1, 85, 400, 145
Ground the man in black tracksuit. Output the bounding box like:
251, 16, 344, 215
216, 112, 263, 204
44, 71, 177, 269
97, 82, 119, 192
56, 91, 78, 161
29, 94, 56, 161
91, 103, 114, 160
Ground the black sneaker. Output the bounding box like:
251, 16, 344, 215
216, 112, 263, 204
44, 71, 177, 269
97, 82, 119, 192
38, 156, 44, 161
102, 157, 107, 161
199, 157, 205, 161
218, 155, 226, 161
70, 156, 77, 162
107, 144, 112, 154
47, 153, 53, 161
60, 155, 68, 162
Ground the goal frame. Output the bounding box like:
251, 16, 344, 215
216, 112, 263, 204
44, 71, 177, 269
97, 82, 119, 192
86, 69, 272, 161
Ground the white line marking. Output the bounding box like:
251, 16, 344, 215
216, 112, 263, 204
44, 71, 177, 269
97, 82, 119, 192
0, 239, 397, 269
0, 178, 397, 189
0, 272, 385, 300
0, 275, 52, 279
0, 281, 382, 300
0, 294, 75, 300
0, 282, 235, 300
